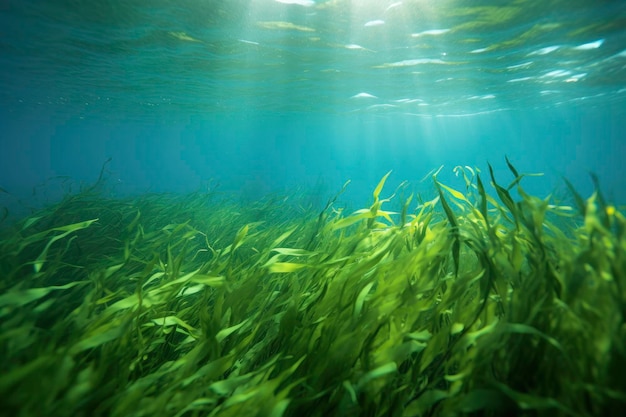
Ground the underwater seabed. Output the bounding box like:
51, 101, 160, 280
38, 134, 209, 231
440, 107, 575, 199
1, 162, 625, 417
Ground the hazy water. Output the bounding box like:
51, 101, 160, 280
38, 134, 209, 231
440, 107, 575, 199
1, 0, 625, 210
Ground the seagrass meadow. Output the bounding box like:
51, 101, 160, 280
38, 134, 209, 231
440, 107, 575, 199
1, 163, 625, 417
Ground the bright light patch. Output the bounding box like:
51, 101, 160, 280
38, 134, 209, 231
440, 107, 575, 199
542, 69, 572, 78
169, 32, 202, 42
364, 20, 385, 27
377, 58, 446, 68
468, 94, 496, 100
257, 21, 315, 32
385, 2, 403, 12
344, 44, 373, 51
351, 92, 378, 99
275, 0, 315, 6
528, 45, 560, 56
565, 73, 586, 82
507, 61, 532, 70
367, 104, 397, 110
392, 98, 424, 104
573, 39, 604, 50
411, 29, 450, 37
508, 77, 533, 83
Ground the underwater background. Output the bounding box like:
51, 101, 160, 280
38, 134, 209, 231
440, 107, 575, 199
2, 1, 626, 417
1, 0, 625, 208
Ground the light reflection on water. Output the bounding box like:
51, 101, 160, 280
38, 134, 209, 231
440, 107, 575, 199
0, 0, 625, 120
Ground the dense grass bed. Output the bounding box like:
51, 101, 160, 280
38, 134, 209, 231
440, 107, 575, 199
1, 164, 625, 417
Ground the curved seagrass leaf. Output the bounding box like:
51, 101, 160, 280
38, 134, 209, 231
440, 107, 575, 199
267, 262, 308, 273
500, 323, 564, 352
476, 174, 489, 225
505, 156, 520, 178
353, 281, 374, 320
438, 182, 470, 203
435, 182, 459, 276
69, 319, 130, 354
33, 218, 99, 272
271, 248, 316, 257
504, 157, 543, 191
356, 362, 397, 390
330, 209, 373, 231
488, 163, 518, 225
400, 194, 413, 227
270, 226, 298, 248
216, 317, 251, 343
20, 215, 44, 232
373, 171, 392, 201
590, 172, 611, 229
564, 178, 586, 216
0, 282, 83, 317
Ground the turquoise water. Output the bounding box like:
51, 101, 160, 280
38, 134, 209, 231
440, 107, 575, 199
1, 0, 625, 209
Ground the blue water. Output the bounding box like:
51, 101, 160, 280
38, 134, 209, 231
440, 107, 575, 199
1, 0, 625, 211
